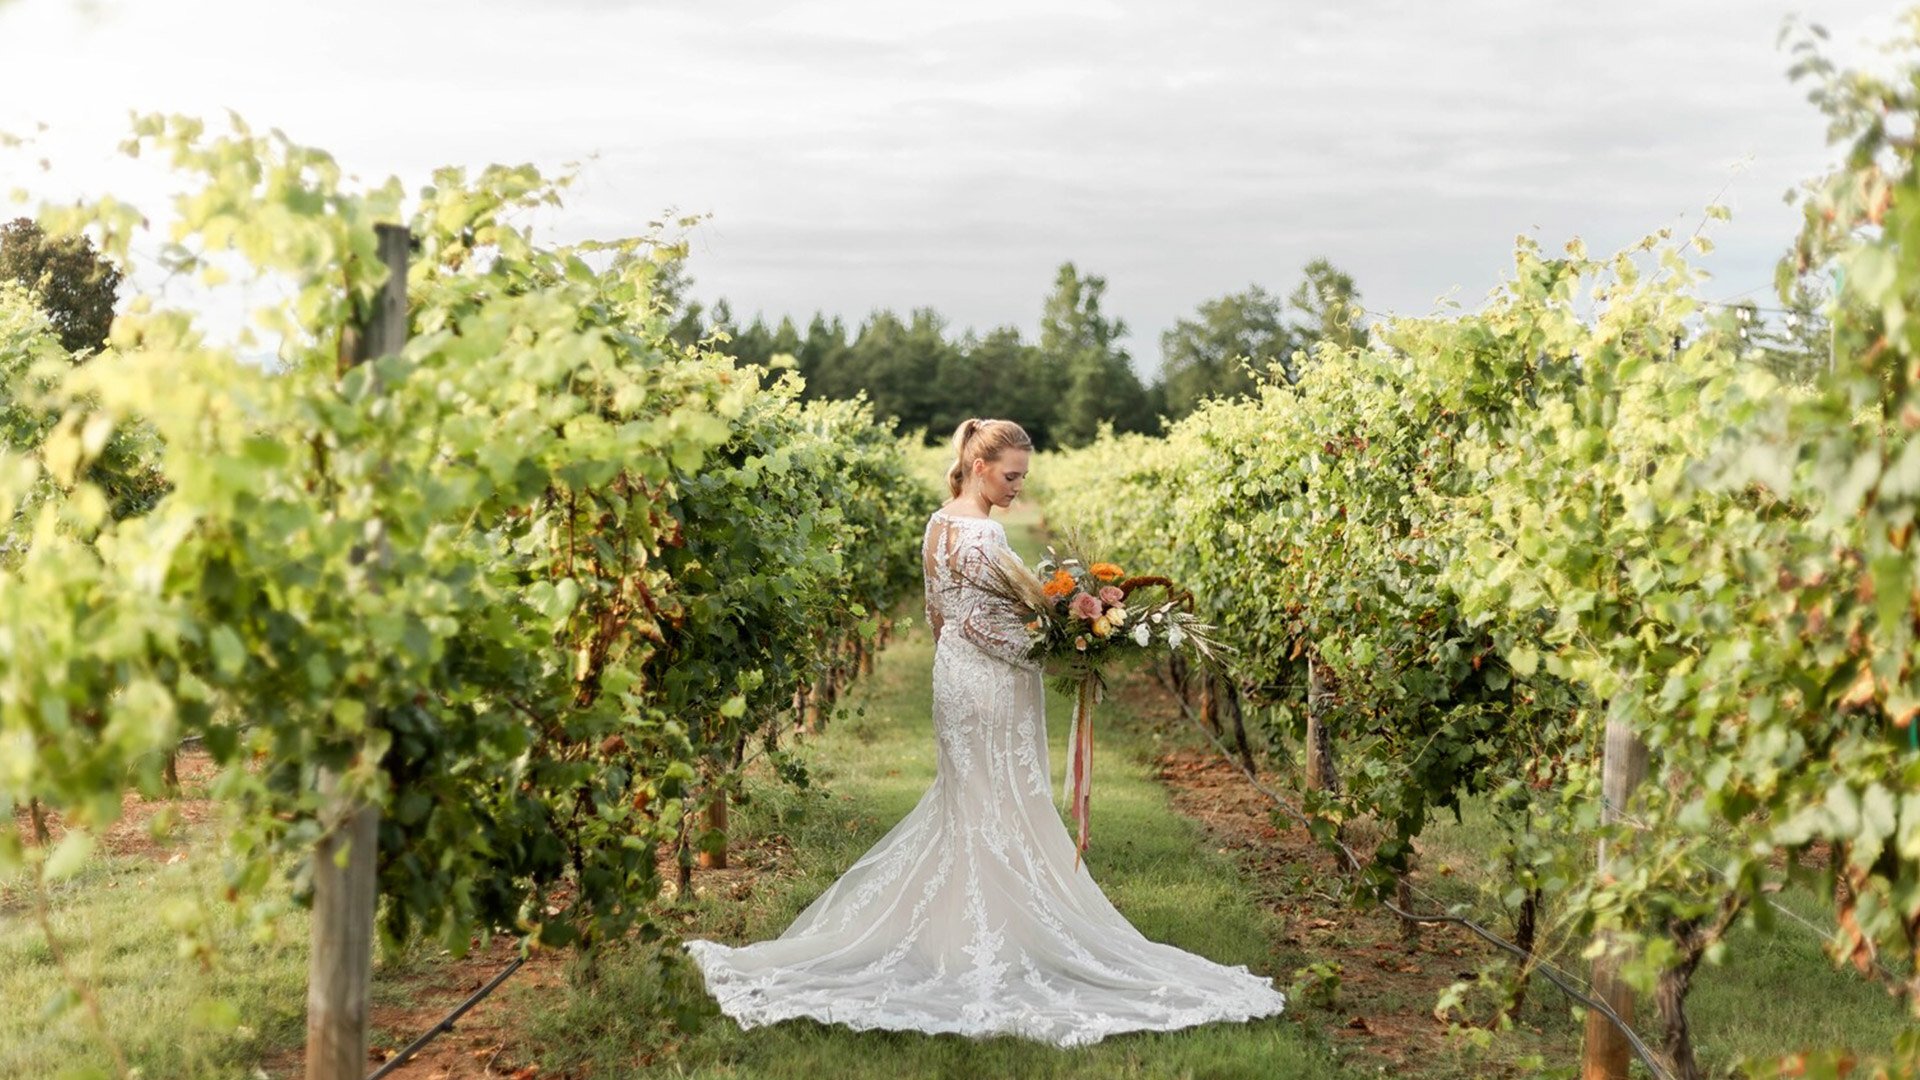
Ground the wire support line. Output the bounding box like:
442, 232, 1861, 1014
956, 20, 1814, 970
1695, 296, 1817, 317
1161, 690, 1675, 1080
365, 955, 527, 1080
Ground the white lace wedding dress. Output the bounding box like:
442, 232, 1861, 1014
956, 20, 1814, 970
682, 509, 1288, 1046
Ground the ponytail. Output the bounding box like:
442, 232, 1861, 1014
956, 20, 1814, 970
947, 418, 982, 497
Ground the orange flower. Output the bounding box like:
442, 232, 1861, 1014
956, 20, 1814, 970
1090, 562, 1123, 582
1042, 569, 1076, 599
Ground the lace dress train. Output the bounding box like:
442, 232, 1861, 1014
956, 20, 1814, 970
682, 511, 1287, 1046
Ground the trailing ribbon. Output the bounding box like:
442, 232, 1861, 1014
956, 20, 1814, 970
1064, 672, 1101, 870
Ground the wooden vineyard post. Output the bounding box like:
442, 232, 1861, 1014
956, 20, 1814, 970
804, 682, 824, 734
1395, 871, 1421, 944
307, 222, 408, 1080
1221, 680, 1256, 775
806, 637, 840, 734
307, 777, 381, 1080
1166, 653, 1187, 704
1581, 707, 1648, 1080
697, 792, 729, 870
1305, 654, 1338, 792
27, 798, 49, 845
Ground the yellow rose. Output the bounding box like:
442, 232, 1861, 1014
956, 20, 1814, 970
1106, 605, 1127, 626
1092, 615, 1112, 637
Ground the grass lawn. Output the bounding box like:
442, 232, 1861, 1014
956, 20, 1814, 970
0, 809, 308, 1079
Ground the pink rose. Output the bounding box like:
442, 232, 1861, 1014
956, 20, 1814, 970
1069, 593, 1104, 621
1098, 586, 1124, 606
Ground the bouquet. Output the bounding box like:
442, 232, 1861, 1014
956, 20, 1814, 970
978, 538, 1227, 868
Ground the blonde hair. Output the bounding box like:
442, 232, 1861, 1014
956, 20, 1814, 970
947, 418, 1033, 497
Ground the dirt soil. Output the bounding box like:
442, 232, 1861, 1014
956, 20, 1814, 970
9, 746, 222, 862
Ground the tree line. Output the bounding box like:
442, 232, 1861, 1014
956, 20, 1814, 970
661, 257, 1367, 449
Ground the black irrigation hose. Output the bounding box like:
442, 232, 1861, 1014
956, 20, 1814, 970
1166, 693, 1675, 1080
366, 955, 526, 1080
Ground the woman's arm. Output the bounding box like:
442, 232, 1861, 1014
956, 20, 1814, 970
951, 540, 1038, 669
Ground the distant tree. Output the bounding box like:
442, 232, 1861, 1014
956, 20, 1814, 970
1159, 284, 1297, 417
0, 283, 166, 526
932, 325, 1035, 439
1038, 262, 1150, 447
797, 314, 853, 398
1732, 281, 1831, 385
707, 297, 737, 341
667, 256, 1300, 444
650, 256, 708, 347
1289, 257, 1367, 354
729, 313, 777, 368
768, 315, 802, 366
0, 217, 122, 356
842, 308, 954, 434
1143, 378, 1168, 425
902, 308, 959, 433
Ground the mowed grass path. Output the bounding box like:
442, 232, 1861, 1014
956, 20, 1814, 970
520, 502, 1359, 1079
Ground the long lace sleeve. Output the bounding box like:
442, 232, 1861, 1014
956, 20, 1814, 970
923, 552, 946, 645
951, 538, 1040, 670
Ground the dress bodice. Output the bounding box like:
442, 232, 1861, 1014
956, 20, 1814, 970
921, 510, 1032, 669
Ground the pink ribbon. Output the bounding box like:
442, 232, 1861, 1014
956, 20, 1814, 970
1066, 675, 1097, 870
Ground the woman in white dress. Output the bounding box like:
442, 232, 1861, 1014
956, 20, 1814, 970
683, 418, 1289, 1046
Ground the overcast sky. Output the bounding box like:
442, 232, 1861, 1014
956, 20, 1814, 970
0, 0, 1901, 376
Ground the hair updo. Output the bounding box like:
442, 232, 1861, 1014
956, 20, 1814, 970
947, 418, 1033, 498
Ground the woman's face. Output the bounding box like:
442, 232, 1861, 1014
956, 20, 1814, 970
972, 449, 1030, 509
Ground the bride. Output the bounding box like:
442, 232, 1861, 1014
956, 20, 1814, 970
683, 418, 1289, 1046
